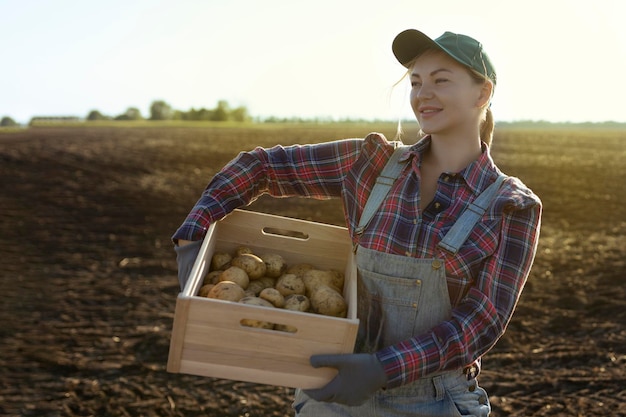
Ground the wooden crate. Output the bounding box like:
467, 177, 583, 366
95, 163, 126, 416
167, 209, 358, 389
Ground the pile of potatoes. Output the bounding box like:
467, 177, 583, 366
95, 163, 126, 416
198, 246, 348, 331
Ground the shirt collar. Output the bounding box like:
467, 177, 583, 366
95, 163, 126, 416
408, 136, 500, 196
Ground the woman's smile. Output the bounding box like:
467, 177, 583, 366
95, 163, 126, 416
418, 106, 442, 118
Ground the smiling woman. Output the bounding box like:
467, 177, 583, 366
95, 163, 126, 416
172, 26, 543, 417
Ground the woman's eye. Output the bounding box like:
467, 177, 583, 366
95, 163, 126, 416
411, 81, 422, 88
435, 78, 448, 84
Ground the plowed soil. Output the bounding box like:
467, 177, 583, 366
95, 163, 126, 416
1, 125, 624, 416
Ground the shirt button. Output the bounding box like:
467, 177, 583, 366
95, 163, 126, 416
432, 259, 442, 270
443, 175, 450, 182
414, 280, 421, 286
405, 251, 411, 257
412, 303, 418, 308
413, 219, 418, 225
434, 202, 441, 209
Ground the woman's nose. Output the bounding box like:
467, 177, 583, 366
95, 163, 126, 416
415, 83, 433, 99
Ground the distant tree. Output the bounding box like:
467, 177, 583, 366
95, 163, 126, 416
186, 107, 202, 121
149, 100, 173, 120
87, 110, 107, 121
231, 106, 250, 123
169, 100, 251, 122
195, 107, 214, 121
0, 116, 18, 127
172, 109, 186, 121
212, 100, 230, 121
115, 107, 143, 121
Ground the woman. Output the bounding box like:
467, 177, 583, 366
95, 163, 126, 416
173, 29, 542, 416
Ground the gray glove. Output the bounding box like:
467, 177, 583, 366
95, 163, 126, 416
303, 353, 387, 406
174, 240, 203, 290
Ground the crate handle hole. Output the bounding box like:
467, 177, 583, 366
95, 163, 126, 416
240, 319, 298, 334
262, 227, 309, 241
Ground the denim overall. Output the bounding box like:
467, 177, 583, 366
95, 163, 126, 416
294, 146, 502, 416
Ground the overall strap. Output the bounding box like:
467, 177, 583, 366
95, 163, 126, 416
355, 144, 409, 236
437, 174, 506, 254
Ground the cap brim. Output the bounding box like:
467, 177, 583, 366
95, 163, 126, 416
392, 29, 441, 68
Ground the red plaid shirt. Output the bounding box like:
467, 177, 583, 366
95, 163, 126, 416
173, 132, 542, 388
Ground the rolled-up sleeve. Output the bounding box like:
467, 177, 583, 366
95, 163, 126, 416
172, 139, 363, 242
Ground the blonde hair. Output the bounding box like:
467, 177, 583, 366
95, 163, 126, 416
395, 52, 495, 147
480, 107, 495, 147
467, 68, 495, 147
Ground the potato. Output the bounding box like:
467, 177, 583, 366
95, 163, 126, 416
245, 279, 268, 296
210, 252, 232, 271
235, 246, 253, 256
219, 266, 249, 289
260, 253, 287, 278
276, 293, 309, 333
283, 294, 310, 312
238, 296, 275, 329
274, 323, 298, 333
259, 287, 285, 308
275, 273, 306, 297
287, 263, 315, 278
310, 285, 347, 318
328, 270, 345, 291
231, 253, 267, 280
207, 281, 245, 301
258, 276, 277, 288
302, 269, 344, 296
198, 284, 215, 297
203, 270, 222, 286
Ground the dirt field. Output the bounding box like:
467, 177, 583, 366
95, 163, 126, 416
1, 124, 624, 416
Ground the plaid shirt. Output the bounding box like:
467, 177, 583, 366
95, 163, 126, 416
173, 132, 542, 388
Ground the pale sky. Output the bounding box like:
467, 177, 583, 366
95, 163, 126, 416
2, 0, 625, 124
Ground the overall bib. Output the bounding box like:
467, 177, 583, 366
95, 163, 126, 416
293, 249, 491, 417
294, 146, 500, 416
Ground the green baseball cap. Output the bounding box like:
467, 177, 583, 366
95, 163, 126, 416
392, 29, 497, 85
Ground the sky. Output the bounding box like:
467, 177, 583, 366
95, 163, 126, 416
1, 0, 625, 124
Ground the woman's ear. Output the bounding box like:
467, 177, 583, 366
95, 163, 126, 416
476, 81, 493, 108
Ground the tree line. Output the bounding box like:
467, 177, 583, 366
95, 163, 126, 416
87, 99, 250, 122
0, 100, 250, 127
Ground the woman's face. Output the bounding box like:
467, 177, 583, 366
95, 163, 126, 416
409, 50, 489, 137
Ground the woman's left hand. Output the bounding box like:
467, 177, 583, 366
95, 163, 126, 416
303, 353, 387, 406
174, 239, 203, 290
